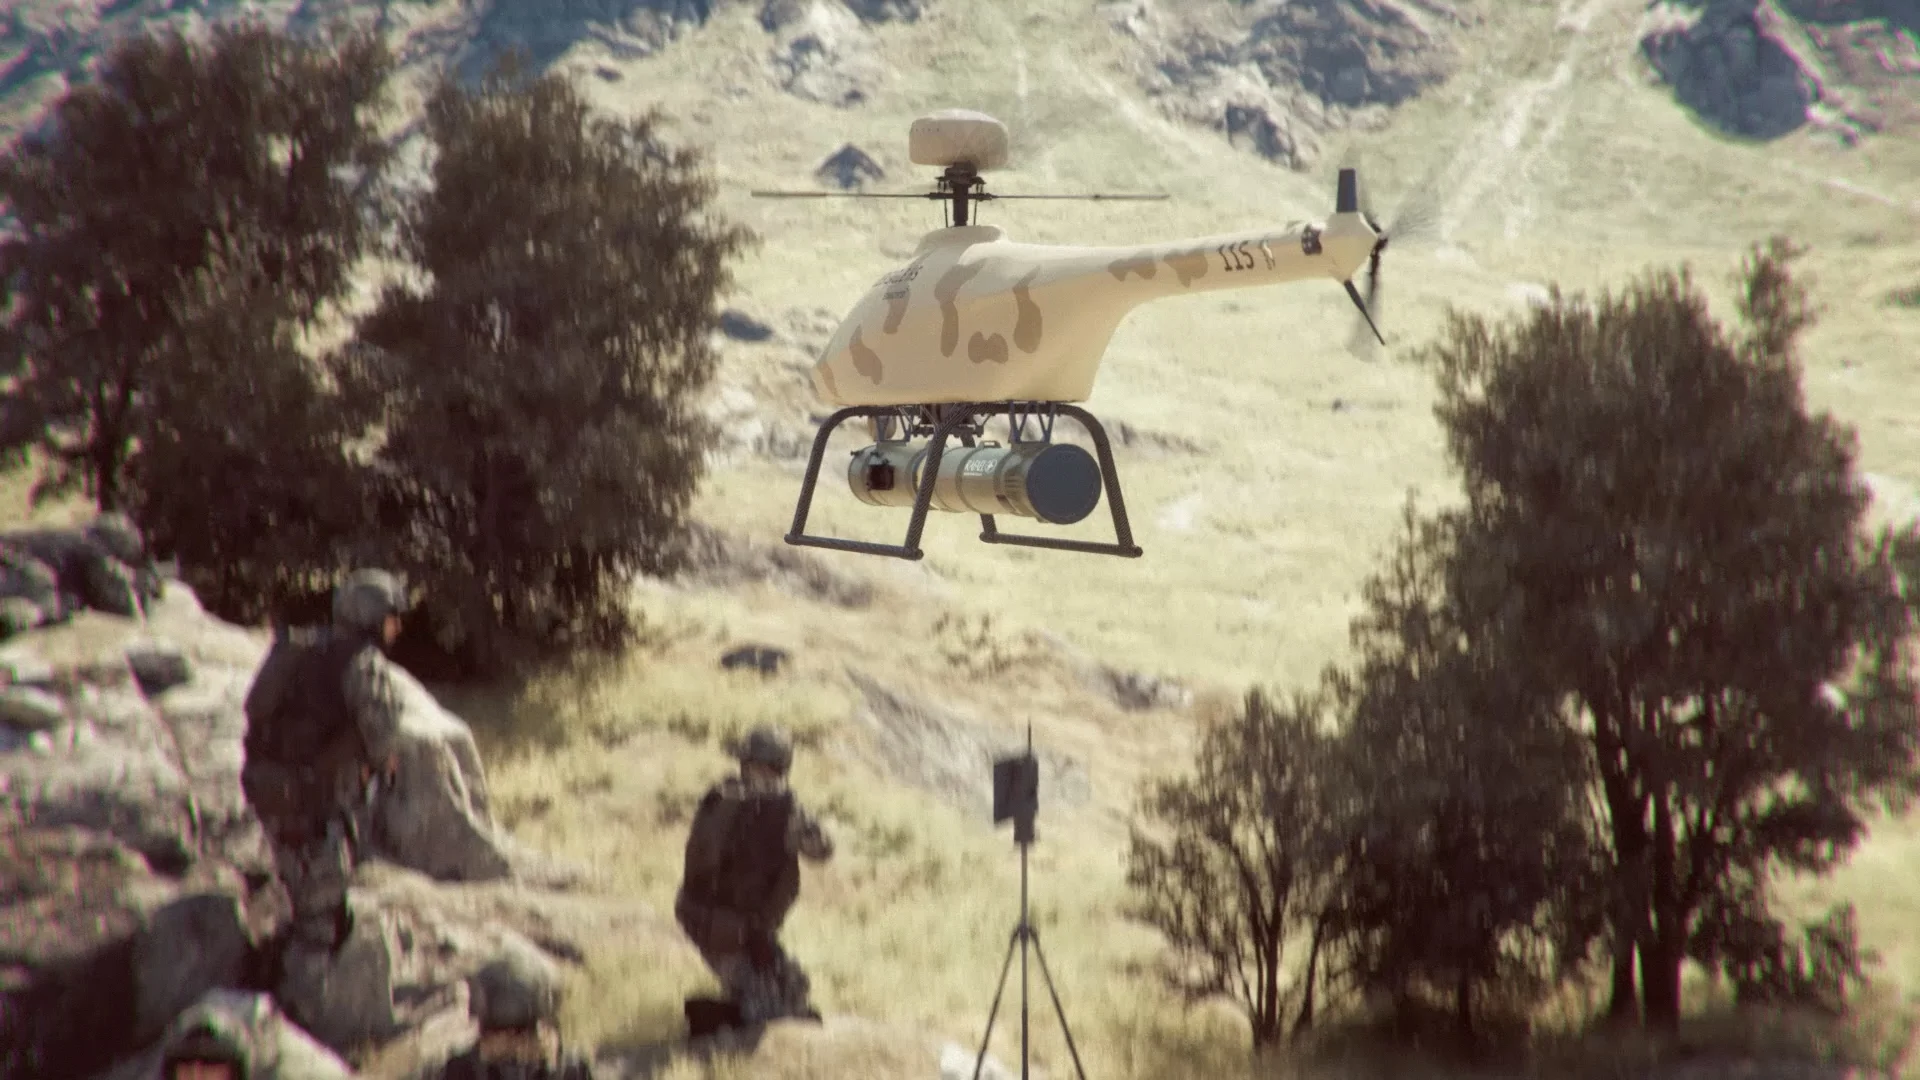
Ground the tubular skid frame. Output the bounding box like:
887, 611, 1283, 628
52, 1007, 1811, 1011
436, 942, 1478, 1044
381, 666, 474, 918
784, 401, 1144, 561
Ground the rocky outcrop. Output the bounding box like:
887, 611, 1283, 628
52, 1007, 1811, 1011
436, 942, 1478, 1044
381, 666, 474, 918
1643, 0, 1826, 137
459, 0, 720, 70
842, 669, 1093, 820
1642, 0, 1918, 142
1, 825, 281, 1079
91, 989, 357, 1080
760, 0, 889, 106
0, 583, 552, 1076
1101, 0, 1466, 168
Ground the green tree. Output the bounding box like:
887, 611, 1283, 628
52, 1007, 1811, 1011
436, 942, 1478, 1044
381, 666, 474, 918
128, 237, 380, 619
1414, 236, 1920, 1030
1124, 688, 1346, 1050
0, 21, 392, 527
1324, 503, 1598, 1045
337, 57, 752, 672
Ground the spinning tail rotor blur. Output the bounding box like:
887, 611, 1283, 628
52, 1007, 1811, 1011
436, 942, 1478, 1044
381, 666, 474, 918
1337, 149, 1447, 360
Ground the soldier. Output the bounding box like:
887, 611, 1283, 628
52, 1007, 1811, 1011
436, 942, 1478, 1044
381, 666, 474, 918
239, 568, 409, 1028
0, 510, 164, 623
437, 944, 596, 1080
160, 1015, 250, 1080
674, 725, 834, 1031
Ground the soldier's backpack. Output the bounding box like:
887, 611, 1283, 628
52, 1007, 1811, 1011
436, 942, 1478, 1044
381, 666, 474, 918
239, 627, 373, 828
683, 785, 803, 934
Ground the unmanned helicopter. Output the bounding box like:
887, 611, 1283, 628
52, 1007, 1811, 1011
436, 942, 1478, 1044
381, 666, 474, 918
752, 108, 1430, 562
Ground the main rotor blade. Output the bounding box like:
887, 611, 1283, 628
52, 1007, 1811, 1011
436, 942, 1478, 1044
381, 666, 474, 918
749, 190, 935, 198
1342, 279, 1386, 348
986, 193, 1171, 201
1348, 264, 1388, 359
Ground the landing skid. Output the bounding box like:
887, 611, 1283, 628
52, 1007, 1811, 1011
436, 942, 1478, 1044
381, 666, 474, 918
785, 402, 1144, 561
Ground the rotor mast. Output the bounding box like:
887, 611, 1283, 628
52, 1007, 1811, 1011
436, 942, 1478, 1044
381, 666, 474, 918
941, 163, 986, 228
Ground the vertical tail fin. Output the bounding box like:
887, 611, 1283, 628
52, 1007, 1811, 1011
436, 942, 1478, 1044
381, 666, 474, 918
1335, 168, 1359, 215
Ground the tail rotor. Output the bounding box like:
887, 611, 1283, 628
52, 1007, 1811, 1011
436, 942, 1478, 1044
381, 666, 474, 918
1333, 150, 1445, 360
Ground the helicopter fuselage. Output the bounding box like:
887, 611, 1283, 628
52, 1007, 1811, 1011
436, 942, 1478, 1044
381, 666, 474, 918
810, 211, 1378, 407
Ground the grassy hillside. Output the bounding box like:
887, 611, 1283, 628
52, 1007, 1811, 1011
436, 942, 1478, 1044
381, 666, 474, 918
482, 0, 1920, 1073
6, 0, 1919, 1075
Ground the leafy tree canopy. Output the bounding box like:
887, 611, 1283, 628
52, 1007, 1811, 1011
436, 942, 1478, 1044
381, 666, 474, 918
0, 20, 392, 513
337, 55, 754, 671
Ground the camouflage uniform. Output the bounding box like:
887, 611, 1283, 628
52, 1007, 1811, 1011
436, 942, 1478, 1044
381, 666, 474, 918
240, 570, 408, 960
674, 726, 834, 1026
0, 511, 162, 627
435, 943, 596, 1080
161, 1012, 251, 1080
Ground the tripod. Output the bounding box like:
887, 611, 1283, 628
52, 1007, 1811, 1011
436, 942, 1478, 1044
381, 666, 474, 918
970, 736, 1090, 1080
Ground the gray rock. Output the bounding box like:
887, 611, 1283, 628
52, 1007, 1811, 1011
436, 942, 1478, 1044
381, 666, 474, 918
0, 828, 278, 1080
720, 309, 777, 341
89, 989, 356, 1080
130, 891, 255, 1040
0, 686, 64, 731
1, 668, 202, 869
843, 0, 925, 22
460, 0, 719, 72
721, 644, 790, 676
765, 1, 886, 107
124, 640, 192, 697
278, 912, 403, 1054
1223, 102, 1302, 165
0, 645, 54, 686
1107, 0, 1459, 167
0, 597, 47, 637
1096, 666, 1193, 712
1643, 0, 1819, 138
374, 668, 515, 883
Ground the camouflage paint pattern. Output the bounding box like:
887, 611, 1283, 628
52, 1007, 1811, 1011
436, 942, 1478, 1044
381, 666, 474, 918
810, 212, 1379, 407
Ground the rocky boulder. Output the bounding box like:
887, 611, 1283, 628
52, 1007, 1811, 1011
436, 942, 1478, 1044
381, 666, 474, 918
461, 0, 720, 70
1643, 0, 1825, 137
1102, 0, 1465, 168
0, 826, 282, 1079
0, 582, 543, 1074
0, 584, 521, 885
1642, 0, 1916, 142
761, 0, 889, 106
90, 989, 357, 1080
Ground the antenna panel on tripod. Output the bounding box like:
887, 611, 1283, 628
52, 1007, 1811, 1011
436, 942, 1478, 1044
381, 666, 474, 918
992, 752, 1039, 828
910, 109, 1009, 170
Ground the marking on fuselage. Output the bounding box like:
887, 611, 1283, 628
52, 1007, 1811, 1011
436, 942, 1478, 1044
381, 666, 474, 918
1107, 253, 1157, 281
882, 256, 926, 333
935, 262, 986, 357
1012, 269, 1042, 354
1164, 246, 1210, 287
850, 325, 884, 383
968, 332, 1010, 365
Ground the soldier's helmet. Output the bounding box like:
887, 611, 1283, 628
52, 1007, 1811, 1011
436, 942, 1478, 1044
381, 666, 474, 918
161, 1014, 249, 1078
469, 941, 564, 1031
735, 724, 794, 775
332, 568, 409, 634
85, 512, 146, 565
